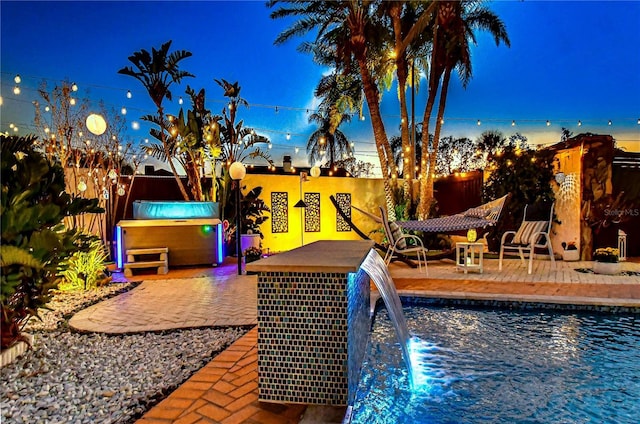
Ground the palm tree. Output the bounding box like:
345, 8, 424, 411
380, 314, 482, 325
118, 40, 194, 200
270, 0, 398, 217
405, 1, 510, 218
307, 110, 352, 168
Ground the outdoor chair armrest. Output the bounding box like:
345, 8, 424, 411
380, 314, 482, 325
394, 234, 427, 251
532, 230, 551, 247
500, 230, 516, 244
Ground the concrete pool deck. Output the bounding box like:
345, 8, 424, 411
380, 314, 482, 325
72, 255, 640, 423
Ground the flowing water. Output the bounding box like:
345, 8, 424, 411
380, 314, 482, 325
360, 249, 414, 388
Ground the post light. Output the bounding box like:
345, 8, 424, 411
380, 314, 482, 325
229, 161, 247, 275
86, 113, 107, 136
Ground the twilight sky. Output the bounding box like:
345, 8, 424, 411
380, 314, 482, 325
1, 0, 639, 174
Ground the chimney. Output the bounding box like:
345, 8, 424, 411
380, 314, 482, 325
283, 155, 292, 172
144, 165, 155, 175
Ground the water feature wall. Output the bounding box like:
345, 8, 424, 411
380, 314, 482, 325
249, 240, 373, 405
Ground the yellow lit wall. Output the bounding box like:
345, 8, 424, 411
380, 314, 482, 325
241, 174, 386, 253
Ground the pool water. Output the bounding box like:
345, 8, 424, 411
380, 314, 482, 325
351, 303, 640, 424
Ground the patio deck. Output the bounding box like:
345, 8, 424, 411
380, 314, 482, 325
97, 255, 639, 424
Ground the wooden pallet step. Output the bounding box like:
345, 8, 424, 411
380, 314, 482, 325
126, 247, 168, 255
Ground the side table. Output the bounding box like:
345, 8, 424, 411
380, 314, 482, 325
456, 242, 484, 274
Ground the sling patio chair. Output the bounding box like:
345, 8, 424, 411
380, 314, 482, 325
498, 200, 555, 274
395, 194, 509, 234
379, 206, 429, 274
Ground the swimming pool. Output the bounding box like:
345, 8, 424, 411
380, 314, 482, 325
350, 301, 640, 423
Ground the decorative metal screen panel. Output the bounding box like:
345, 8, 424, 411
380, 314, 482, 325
271, 192, 288, 233
304, 192, 321, 232
335, 193, 352, 232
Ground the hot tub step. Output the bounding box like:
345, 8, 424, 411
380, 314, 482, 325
124, 248, 169, 277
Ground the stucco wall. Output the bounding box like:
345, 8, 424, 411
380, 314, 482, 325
242, 174, 386, 253
551, 146, 582, 256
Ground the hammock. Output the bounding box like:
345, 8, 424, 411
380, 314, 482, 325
395, 194, 509, 233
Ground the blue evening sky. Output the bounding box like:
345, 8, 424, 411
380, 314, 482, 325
1, 0, 639, 174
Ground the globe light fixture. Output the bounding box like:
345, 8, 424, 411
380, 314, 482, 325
310, 165, 321, 178
86, 113, 107, 136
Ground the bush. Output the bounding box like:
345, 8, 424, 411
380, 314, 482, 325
1, 135, 103, 349
58, 238, 111, 291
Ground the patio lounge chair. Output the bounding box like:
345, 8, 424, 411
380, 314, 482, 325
499, 200, 555, 274
395, 194, 509, 233
380, 206, 429, 274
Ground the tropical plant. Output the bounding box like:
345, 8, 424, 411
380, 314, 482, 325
144, 86, 219, 201
270, 0, 397, 217
226, 186, 270, 239
58, 238, 110, 291
118, 40, 194, 200
1, 135, 103, 349
409, 0, 510, 219
307, 111, 353, 168
482, 132, 555, 251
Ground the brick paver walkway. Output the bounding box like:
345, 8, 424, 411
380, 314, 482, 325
70, 256, 639, 423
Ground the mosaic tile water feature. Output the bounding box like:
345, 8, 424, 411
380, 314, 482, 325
257, 268, 370, 405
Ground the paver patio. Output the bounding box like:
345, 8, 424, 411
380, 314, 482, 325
68, 255, 640, 423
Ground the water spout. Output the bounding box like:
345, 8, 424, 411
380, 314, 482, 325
360, 249, 414, 388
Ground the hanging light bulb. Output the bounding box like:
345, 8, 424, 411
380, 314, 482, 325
117, 186, 126, 196
286, 132, 291, 140
440, 118, 444, 125
546, 120, 551, 126
608, 120, 612, 126
69, 98, 76, 105
108, 169, 118, 179
131, 121, 140, 130
71, 83, 78, 92
268, 143, 273, 149
178, 96, 183, 105
77, 179, 87, 192
14, 74, 21, 84
511, 120, 516, 126
477, 119, 481, 126
13, 86, 20, 95
126, 90, 132, 99
121, 107, 127, 115
45, 106, 50, 112
578, 120, 582, 126
360, 115, 365, 121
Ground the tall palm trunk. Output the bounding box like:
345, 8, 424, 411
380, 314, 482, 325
417, 33, 442, 219
427, 66, 452, 204
390, 5, 413, 212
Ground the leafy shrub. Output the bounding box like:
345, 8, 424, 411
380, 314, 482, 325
1, 135, 103, 349
59, 238, 110, 291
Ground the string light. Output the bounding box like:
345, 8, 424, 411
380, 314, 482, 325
511, 120, 516, 126
13, 86, 20, 95
14, 74, 21, 84
546, 120, 551, 126
126, 90, 132, 99
578, 120, 582, 126
121, 107, 127, 115
608, 120, 612, 126
286, 132, 291, 140
71, 83, 78, 92
69, 98, 76, 105
178, 96, 183, 105
477, 119, 481, 126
